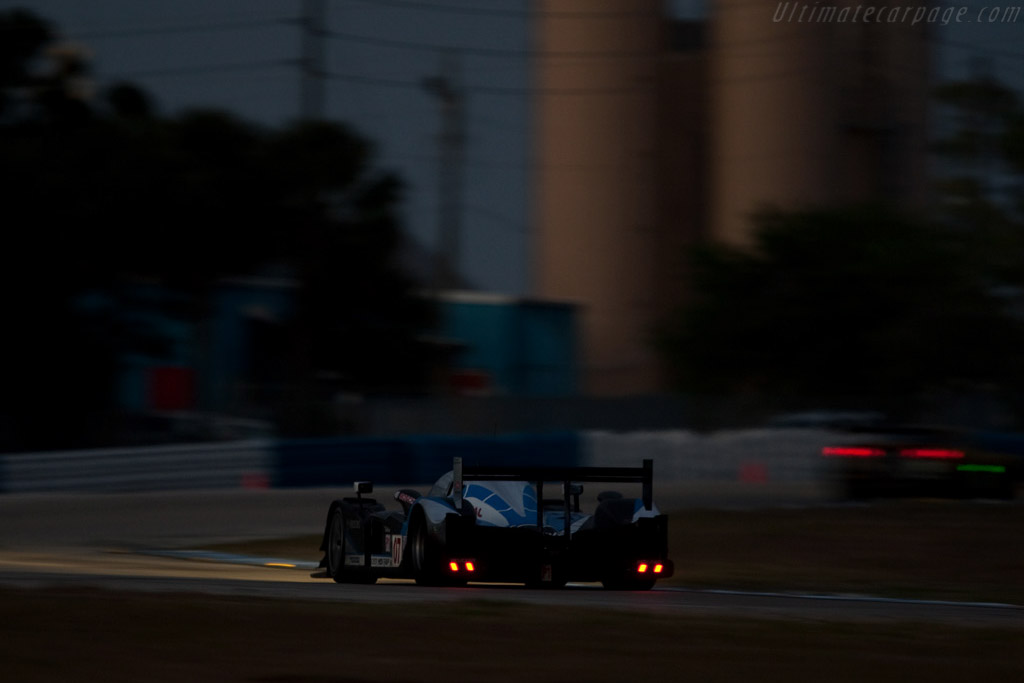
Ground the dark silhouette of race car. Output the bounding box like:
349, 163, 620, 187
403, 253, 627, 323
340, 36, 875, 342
822, 424, 1018, 500
316, 458, 673, 590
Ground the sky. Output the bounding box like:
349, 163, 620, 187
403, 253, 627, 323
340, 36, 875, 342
2, 1, 1023, 295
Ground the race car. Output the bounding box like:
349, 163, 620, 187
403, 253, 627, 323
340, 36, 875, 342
822, 424, 1018, 500
316, 458, 673, 590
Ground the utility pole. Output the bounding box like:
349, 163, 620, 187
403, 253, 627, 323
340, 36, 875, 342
423, 51, 467, 291
300, 0, 326, 120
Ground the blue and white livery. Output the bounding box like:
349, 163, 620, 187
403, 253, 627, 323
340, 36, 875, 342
317, 458, 673, 589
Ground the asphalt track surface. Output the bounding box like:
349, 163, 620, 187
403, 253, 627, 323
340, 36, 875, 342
1, 484, 1021, 628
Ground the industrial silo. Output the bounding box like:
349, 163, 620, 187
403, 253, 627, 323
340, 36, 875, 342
531, 0, 666, 394
709, 0, 931, 244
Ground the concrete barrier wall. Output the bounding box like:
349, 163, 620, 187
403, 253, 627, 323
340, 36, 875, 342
583, 429, 838, 483
7, 427, 1018, 494
0, 429, 837, 493
0, 432, 581, 493
0, 440, 274, 493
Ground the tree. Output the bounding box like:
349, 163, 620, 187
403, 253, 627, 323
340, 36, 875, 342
0, 9, 51, 121
656, 74, 1024, 422
933, 75, 1024, 287
259, 121, 439, 434
0, 9, 437, 450
656, 205, 1024, 404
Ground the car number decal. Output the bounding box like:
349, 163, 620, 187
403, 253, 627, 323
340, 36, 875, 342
392, 536, 403, 565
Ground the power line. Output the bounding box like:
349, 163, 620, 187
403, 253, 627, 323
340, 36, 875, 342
104, 59, 295, 81
345, 0, 528, 18
57, 12, 1024, 69
322, 26, 667, 60
344, 0, 663, 19
42, 4, 1024, 107
323, 27, 526, 58
99, 46, 923, 98
323, 67, 647, 97
60, 17, 288, 40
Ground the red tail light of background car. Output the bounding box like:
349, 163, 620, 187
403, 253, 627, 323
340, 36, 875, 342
823, 446, 965, 459
899, 448, 964, 459
822, 446, 886, 458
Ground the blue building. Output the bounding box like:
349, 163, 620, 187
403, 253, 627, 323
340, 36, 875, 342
117, 277, 296, 432
437, 291, 578, 397
117, 283, 580, 428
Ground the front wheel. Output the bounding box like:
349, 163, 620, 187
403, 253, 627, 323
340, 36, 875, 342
326, 507, 375, 584
325, 508, 347, 582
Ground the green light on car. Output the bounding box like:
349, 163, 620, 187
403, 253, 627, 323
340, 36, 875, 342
956, 464, 1007, 474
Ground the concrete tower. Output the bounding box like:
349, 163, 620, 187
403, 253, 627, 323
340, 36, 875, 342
531, 0, 666, 395
709, 0, 931, 245
531, 1, 931, 396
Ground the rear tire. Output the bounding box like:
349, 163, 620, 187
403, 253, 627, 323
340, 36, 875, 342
410, 509, 441, 586
410, 508, 464, 587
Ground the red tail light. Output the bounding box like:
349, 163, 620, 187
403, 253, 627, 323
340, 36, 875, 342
822, 446, 886, 458
632, 560, 672, 578
448, 560, 477, 573
900, 448, 964, 460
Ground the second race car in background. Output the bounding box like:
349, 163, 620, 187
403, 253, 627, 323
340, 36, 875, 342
822, 424, 1019, 500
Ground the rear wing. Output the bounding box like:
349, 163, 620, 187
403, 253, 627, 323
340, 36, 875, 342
452, 457, 655, 533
